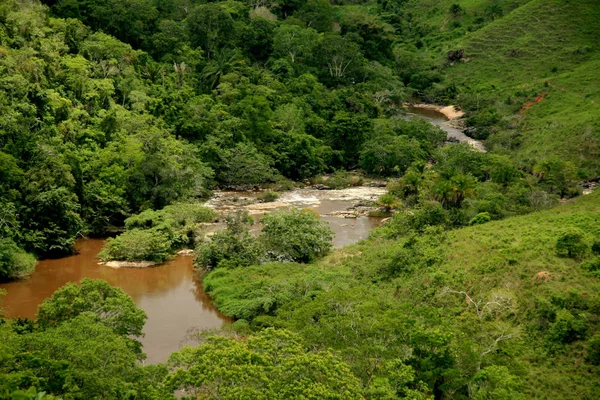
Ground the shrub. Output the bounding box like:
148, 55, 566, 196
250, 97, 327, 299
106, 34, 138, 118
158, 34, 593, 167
377, 193, 401, 212
0, 239, 36, 281
99, 229, 172, 262
580, 256, 600, 277
379, 201, 448, 238
259, 190, 279, 202
547, 309, 588, 347
586, 334, 600, 365
469, 212, 492, 226
195, 211, 261, 270
120, 203, 215, 253
326, 170, 363, 189
556, 228, 589, 259
125, 204, 215, 230
261, 209, 333, 263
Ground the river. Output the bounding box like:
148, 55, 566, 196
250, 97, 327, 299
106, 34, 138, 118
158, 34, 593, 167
0, 186, 385, 364
403, 104, 486, 152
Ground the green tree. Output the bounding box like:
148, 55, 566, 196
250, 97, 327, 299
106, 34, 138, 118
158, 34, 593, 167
261, 208, 333, 263
186, 3, 235, 58
314, 35, 364, 85
296, 0, 333, 32
202, 47, 246, 89
0, 239, 36, 282
272, 25, 319, 65
21, 187, 83, 258
359, 135, 426, 176
328, 111, 372, 168
18, 313, 141, 398
36, 279, 147, 343
556, 228, 589, 259
165, 328, 364, 399
195, 210, 261, 270
470, 365, 524, 400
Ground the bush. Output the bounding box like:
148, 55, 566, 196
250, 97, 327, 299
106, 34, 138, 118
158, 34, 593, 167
586, 334, 600, 365
580, 256, 600, 277
592, 240, 600, 255
119, 203, 215, 254
469, 212, 492, 226
359, 135, 425, 177
377, 193, 401, 212
556, 228, 589, 259
261, 209, 333, 263
547, 309, 588, 347
259, 190, 279, 202
195, 211, 261, 270
0, 239, 36, 281
99, 229, 172, 262
379, 201, 448, 238
125, 204, 215, 230
325, 170, 363, 189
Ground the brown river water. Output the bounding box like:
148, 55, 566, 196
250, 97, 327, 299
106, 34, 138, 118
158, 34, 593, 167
0, 187, 385, 363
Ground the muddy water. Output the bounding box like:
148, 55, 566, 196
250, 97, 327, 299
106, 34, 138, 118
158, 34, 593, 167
206, 186, 387, 248
403, 105, 486, 152
0, 187, 385, 363
0, 239, 231, 364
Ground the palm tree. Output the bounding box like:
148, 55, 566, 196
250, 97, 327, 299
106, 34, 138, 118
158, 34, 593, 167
201, 47, 245, 89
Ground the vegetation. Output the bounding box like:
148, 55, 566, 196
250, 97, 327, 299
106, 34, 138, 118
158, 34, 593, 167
195, 208, 333, 269
1, 0, 600, 398
204, 190, 600, 399
99, 203, 215, 262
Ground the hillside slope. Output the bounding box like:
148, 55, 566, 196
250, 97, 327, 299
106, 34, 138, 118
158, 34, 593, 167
444, 0, 600, 175
205, 189, 600, 398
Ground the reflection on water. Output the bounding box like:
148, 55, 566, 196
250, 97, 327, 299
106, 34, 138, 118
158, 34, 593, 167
0, 239, 231, 364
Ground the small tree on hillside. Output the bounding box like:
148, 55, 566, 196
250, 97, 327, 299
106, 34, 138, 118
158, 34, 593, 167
556, 228, 589, 259
449, 4, 464, 18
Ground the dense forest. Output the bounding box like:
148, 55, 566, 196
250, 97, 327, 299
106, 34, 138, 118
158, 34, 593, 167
1, 0, 599, 398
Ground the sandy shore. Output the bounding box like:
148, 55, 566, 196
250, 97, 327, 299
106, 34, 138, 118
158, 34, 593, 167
404, 103, 465, 120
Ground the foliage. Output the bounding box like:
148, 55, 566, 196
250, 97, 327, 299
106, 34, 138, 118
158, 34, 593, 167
261, 209, 333, 263
469, 212, 492, 226
0, 239, 36, 281
164, 328, 364, 399
323, 170, 363, 189
556, 228, 589, 259
204, 191, 600, 399
258, 190, 279, 203
36, 278, 147, 341
99, 228, 172, 262
101, 203, 215, 262
360, 135, 425, 177
1, 0, 600, 398
14, 313, 141, 398
195, 211, 261, 270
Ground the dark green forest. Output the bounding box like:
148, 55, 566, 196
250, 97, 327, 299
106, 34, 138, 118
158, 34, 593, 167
1, 0, 600, 398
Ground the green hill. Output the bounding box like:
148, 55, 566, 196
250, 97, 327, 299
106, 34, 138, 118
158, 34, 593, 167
443, 0, 600, 176
205, 189, 600, 398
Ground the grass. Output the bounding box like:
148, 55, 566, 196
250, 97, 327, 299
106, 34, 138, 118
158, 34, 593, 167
440, 0, 600, 176
204, 189, 600, 398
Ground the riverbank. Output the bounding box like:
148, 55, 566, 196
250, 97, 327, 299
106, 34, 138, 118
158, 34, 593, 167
402, 104, 486, 152
404, 103, 465, 120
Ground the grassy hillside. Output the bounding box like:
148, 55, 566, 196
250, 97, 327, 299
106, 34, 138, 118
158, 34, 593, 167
205, 189, 600, 398
443, 0, 600, 176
